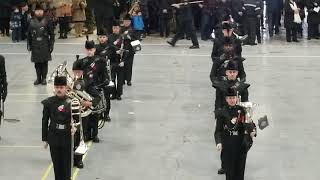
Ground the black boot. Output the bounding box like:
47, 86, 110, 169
34, 79, 41, 85
217, 168, 225, 174
92, 136, 100, 143
41, 79, 47, 85
189, 45, 200, 49
75, 160, 84, 169
167, 41, 175, 47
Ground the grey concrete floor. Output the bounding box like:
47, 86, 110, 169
0, 34, 320, 180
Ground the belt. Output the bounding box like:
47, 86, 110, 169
225, 130, 239, 136
56, 124, 67, 130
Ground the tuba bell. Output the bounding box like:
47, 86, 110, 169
49, 60, 93, 117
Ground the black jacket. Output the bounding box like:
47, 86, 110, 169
27, 16, 55, 63
42, 96, 72, 147
213, 79, 250, 110
211, 35, 243, 61
93, 0, 115, 18
243, 0, 263, 17
95, 42, 115, 59
77, 56, 109, 88
214, 104, 256, 151
0, 55, 7, 101
284, 0, 297, 28
108, 33, 125, 65
0, 0, 11, 19
214, 105, 246, 144
210, 57, 246, 86
159, 0, 173, 18
306, 0, 320, 24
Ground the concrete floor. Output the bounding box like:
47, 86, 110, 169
0, 34, 320, 180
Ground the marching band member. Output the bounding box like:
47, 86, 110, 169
214, 87, 256, 180
95, 28, 113, 122
108, 20, 125, 100
121, 14, 139, 86
73, 37, 107, 143
42, 76, 75, 180
0, 55, 7, 126
213, 60, 250, 174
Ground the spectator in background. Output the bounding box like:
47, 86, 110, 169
21, 2, 31, 41
129, 2, 144, 40
72, 0, 87, 38
306, 0, 320, 40
284, 0, 301, 42
45, 0, 57, 28
266, 0, 283, 37
159, 0, 172, 38
55, 0, 72, 39
10, 6, 23, 42
200, 0, 217, 41
93, 0, 115, 35
0, 0, 12, 37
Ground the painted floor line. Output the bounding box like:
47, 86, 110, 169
1, 42, 320, 47
0, 145, 42, 148
1, 52, 320, 58
40, 141, 93, 180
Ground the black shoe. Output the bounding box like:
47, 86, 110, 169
250, 43, 257, 46
76, 160, 84, 169
315, 37, 319, 39
106, 115, 111, 122
127, 82, 132, 86
167, 41, 175, 47
287, 39, 292, 42
189, 45, 199, 49
58, 36, 64, 39
218, 168, 225, 175
257, 39, 262, 44
34, 79, 41, 85
92, 136, 100, 143
110, 96, 117, 100
84, 136, 91, 142
41, 79, 47, 85
293, 39, 299, 42
308, 37, 311, 40
117, 96, 122, 101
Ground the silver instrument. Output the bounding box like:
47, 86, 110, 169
106, 59, 115, 87
71, 98, 88, 157
49, 61, 93, 117
237, 92, 269, 130
171, 0, 204, 6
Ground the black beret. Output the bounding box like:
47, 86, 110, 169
225, 87, 237, 97
225, 60, 238, 71
123, 14, 131, 20
222, 22, 233, 30
85, 35, 95, 49
113, 20, 121, 27
98, 28, 108, 36
35, 3, 44, 10
54, 76, 67, 86
72, 60, 83, 71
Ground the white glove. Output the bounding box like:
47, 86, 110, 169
217, 143, 222, 151
119, 62, 124, 67
211, 29, 216, 39
43, 141, 48, 149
